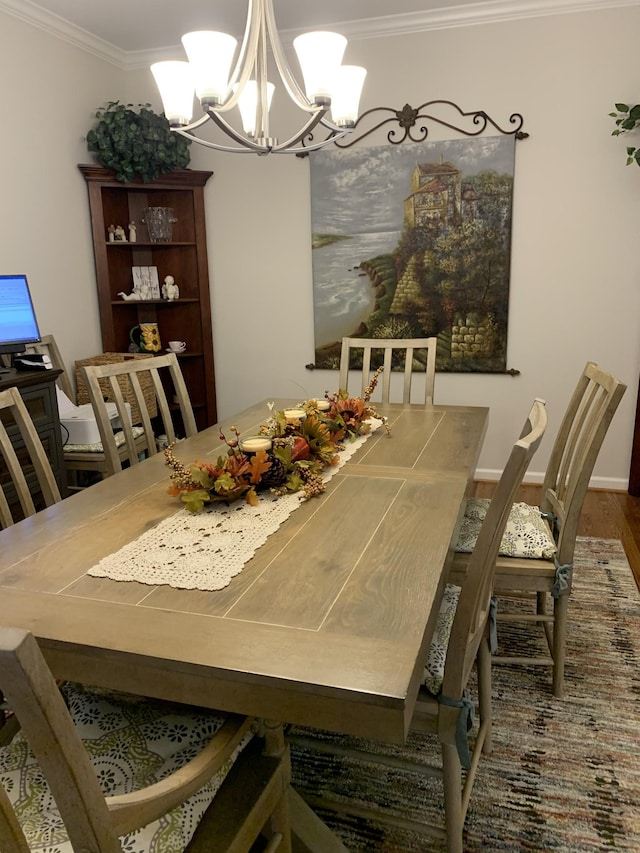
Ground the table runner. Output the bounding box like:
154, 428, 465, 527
87, 420, 381, 591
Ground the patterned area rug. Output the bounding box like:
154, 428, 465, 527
288, 538, 640, 851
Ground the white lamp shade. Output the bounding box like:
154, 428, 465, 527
330, 66, 367, 127
293, 31, 347, 102
236, 80, 275, 136
151, 61, 195, 126
181, 31, 237, 103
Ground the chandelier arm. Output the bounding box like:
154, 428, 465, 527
219, 0, 262, 111
173, 127, 265, 154
278, 129, 352, 155
255, 2, 269, 142
201, 107, 274, 151
269, 108, 334, 152
264, 0, 315, 111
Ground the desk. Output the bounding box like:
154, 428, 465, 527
0, 400, 487, 747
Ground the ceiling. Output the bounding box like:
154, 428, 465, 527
3, 0, 637, 68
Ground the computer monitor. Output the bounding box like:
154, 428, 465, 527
0, 274, 41, 373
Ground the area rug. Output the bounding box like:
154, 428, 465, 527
288, 537, 640, 852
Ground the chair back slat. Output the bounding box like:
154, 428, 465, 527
339, 336, 438, 405
20, 334, 75, 401
541, 362, 626, 564
0, 387, 61, 528
81, 353, 197, 478
442, 399, 547, 697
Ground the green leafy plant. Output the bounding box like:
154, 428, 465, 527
610, 103, 640, 166
86, 101, 191, 183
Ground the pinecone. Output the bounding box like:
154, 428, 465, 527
259, 454, 288, 488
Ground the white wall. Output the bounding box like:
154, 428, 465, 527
3, 4, 640, 488
0, 12, 125, 387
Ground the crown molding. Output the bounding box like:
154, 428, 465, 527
2, 0, 639, 70
0, 0, 127, 66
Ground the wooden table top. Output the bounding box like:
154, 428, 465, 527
0, 399, 488, 743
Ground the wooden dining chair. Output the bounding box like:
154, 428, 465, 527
0, 386, 61, 530
0, 628, 291, 852
14, 333, 75, 401
72, 352, 197, 480
290, 398, 547, 853
451, 362, 626, 697
339, 336, 437, 404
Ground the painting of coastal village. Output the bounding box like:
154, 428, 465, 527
309, 135, 516, 372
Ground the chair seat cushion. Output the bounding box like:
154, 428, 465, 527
0, 682, 250, 852
63, 425, 145, 453
456, 498, 557, 559
423, 583, 461, 695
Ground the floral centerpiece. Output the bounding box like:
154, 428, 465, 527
165, 368, 390, 514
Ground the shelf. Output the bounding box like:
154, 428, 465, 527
111, 298, 199, 306
80, 165, 217, 431
105, 242, 197, 248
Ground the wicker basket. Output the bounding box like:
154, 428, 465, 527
75, 352, 157, 425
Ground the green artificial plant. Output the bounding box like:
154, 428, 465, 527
86, 101, 191, 183
610, 103, 640, 167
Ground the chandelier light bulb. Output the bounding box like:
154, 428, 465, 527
330, 66, 368, 128
237, 80, 276, 137
293, 32, 347, 103
151, 61, 195, 127
181, 31, 238, 104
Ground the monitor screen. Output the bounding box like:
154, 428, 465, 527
0, 274, 41, 357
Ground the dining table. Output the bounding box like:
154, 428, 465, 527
0, 397, 488, 850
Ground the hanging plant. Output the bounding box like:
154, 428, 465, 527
610, 103, 640, 167
86, 101, 191, 183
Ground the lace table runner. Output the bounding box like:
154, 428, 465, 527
87, 420, 381, 591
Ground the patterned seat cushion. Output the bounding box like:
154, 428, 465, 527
455, 498, 557, 559
423, 583, 461, 695
63, 425, 145, 453
0, 683, 251, 852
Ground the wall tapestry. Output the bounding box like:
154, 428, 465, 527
309, 134, 516, 373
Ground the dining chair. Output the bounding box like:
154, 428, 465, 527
0, 334, 76, 401
339, 336, 437, 404
0, 386, 61, 530
289, 398, 547, 853
0, 627, 291, 852
451, 361, 626, 697
73, 352, 197, 480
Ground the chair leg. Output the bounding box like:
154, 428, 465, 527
477, 639, 493, 754
552, 594, 569, 698
263, 722, 292, 853
441, 742, 463, 853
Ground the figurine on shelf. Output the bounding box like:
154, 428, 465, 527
114, 225, 127, 242
107, 224, 116, 242
163, 275, 179, 301
128, 221, 137, 242
117, 290, 141, 301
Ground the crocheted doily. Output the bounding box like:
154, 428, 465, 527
87, 420, 381, 591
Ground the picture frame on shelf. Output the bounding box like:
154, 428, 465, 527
132, 266, 160, 300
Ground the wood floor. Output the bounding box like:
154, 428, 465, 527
473, 482, 640, 591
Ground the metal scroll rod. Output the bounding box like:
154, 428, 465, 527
297, 99, 528, 154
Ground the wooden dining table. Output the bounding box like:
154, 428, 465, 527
0, 397, 487, 849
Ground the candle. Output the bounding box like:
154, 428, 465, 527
283, 408, 306, 422
315, 399, 331, 412
240, 436, 272, 453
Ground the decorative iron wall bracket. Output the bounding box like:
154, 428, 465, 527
297, 100, 527, 155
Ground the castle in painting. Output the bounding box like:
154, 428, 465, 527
403, 160, 477, 229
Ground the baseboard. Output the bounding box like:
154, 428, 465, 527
475, 468, 629, 493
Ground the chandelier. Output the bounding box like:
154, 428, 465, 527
151, 0, 367, 156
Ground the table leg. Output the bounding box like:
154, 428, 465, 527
262, 720, 293, 853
